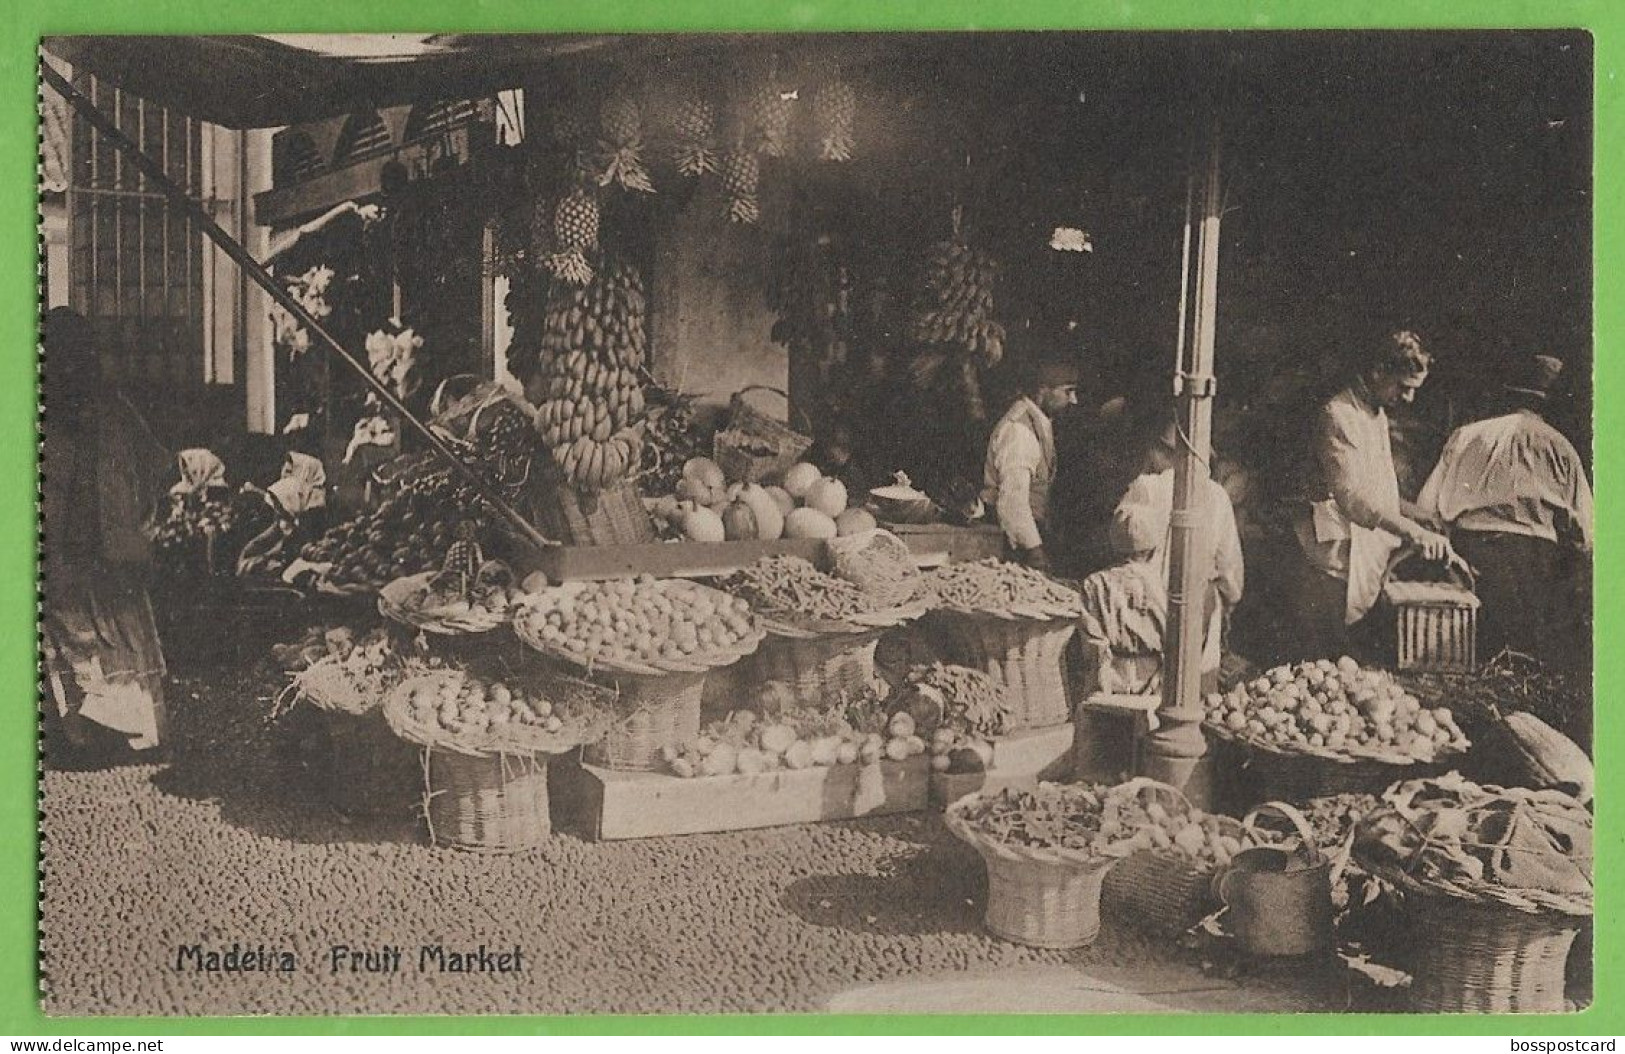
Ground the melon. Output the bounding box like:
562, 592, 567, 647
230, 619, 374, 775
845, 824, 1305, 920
784, 507, 838, 540
683, 456, 726, 490
782, 462, 822, 500
835, 507, 877, 536
765, 485, 795, 517
681, 506, 726, 543
804, 477, 849, 518
740, 484, 785, 541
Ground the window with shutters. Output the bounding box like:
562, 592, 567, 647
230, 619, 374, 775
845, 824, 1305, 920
67, 70, 206, 405
405, 100, 477, 142
333, 111, 392, 164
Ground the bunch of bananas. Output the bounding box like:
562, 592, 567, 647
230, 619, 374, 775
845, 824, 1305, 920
534, 260, 649, 493
910, 238, 1006, 367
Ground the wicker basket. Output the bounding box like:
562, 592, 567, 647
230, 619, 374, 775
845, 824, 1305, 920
582, 671, 706, 771
1384, 555, 1480, 674
932, 611, 1077, 731
420, 748, 553, 853
1205, 730, 1455, 811
528, 479, 656, 548
377, 572, 513, 635
944, 795, 1119, 949
711, 386, 813, 484
1406, 894, 1582, 1013
748, 631, 884, 709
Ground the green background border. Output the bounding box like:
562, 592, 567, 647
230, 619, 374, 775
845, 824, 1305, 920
6, 0, 1616, 1036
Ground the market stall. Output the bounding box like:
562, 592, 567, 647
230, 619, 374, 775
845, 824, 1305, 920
42, 32, 1594, 1014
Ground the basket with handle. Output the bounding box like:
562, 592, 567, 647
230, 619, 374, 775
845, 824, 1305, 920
1099, 778, 1254, 936
712, 385, 814, 484
1382, 549, 1480, 673
1212, 802, 1335, 957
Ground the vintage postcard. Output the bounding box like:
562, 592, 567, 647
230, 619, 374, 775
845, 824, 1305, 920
37, 31, 1593, 1018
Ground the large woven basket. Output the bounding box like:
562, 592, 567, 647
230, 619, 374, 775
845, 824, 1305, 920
944, 793, 1119, 949
932, 611, 1077, 731
711, 386, 813, 484
529, 479, 656, 548
420, 749, 553, 853
748, 631, 883, 710
1406, 894, 1582, 1013
1205, 730, 1456, 811
582, 670, 706, 771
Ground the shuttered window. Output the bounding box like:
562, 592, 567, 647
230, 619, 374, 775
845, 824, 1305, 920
67, 70, 205, 398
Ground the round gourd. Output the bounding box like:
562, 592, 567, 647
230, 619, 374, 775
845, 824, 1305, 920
804, 477, 848, 518
683, 457, 726, 490
764, 486, 795, 517
782, 462, 822, 500
721, 500, 759, 541
740, 484, 784, 541
681, 506, 727, 543
835, 507, 877, 536
783, 507, 838, 540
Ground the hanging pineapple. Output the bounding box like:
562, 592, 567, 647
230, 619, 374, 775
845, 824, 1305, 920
549, 187, 600, 286
596, 92, 656, 194
812, 78, 857, 162
748, 80, 797, 159
672, 96, 719, 177
720, 149, 761, 225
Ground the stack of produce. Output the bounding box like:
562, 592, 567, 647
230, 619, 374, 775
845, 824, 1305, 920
658, 702, 931, 779
649, 457, 876, 543
377, 556, 522, 636
893, 662, 1012, 740
1204, 657, 1471, 763
515, 576, 761, 672
725, 556, 878, 625
910, 234, 1006, 367
151, 487, 267, 577
922, 559, 1083, 731
533, 259, 648, 493
277, 625, 406, 715
299, 470, 491, 595
636, 384, 706, 496
1353, 774, 1592, 1012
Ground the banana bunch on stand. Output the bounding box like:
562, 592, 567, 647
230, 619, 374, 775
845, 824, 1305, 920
534, 259, 649, 493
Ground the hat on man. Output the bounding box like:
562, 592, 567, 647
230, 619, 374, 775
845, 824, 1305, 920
1505, 355, 1565, 400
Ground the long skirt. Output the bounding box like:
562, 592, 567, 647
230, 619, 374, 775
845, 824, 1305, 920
42, 567, 167, 751
1452, 530, 1588, 671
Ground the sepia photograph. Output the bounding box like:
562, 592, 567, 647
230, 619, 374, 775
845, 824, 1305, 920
37, 30, 1593, 1019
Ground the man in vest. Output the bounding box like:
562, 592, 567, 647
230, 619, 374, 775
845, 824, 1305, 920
983, 357, 1080, 571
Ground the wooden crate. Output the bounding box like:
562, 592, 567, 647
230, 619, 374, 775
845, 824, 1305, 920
930, 722, 1077, 808
552, 755, 930, 840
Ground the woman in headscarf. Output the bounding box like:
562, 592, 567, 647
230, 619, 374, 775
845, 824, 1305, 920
41, 307, 173, 758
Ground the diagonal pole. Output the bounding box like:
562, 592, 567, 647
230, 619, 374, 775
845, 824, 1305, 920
41, 61, 556, 553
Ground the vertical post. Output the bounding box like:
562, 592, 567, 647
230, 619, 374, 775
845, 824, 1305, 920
1145, 122, 1223, 791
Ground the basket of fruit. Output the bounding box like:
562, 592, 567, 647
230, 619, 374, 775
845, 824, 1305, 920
385, 668, 622, 852
658, 696, 929, 782
712, 386, 813, 485
1353, 774, 1592, 1013
513, 577, 764, 770
923, 559, 1084, 731
724, 555, 927, 709
1097, 778, 1258, 935
377, 559, 521, 636
278, 628, 422, 817
1203, 657, 1471, 806
944, 781, 1153, 949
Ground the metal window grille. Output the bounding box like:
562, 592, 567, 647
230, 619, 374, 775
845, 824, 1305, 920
406, 100, 477, 141
334, 111, 392, 163
273, 131, 324, 185
67, 70, 205, 398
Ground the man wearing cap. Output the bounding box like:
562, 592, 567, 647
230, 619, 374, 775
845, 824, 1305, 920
1291, 330, 1455, 659
1416, 355, 1593, 664
983, 358, 1080, 571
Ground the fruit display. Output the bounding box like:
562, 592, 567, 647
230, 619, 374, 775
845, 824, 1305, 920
922, 558, 1083, 616
723, 555, 877, 624
595, 93, 655, 194
657, 698, 931, 779
395, 669, 565, 741
151, 487, 269, 575
1354, 773, 1592, 903
671, 96, 719, 177
514, 577, 762, 672
1204, 657, 1471, 762
378, 557, 521, 635
891, 662, 1012, 739
910, 228, 1006, 367
811, 78, 857, 163
719, 149, 761, 225
276, 625, 418, 716
549, 187, 601, 286
533, 259, 649, 493
300, 469, 492, 594
648, 457, 865, 544
270, 624, 395, 675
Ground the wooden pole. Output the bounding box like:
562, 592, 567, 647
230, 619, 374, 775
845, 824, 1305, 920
1145, 120, 1222, 791
42, 62, 557, 553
